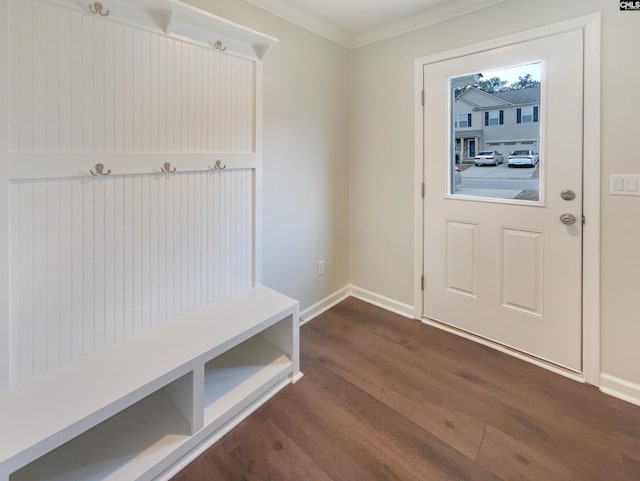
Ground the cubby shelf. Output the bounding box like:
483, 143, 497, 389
204, 334, 293, 427
0, 287, 300, 481
11, 387, 192, 481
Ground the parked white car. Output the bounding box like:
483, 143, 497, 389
507, 150, 539, 167
474, 150, 504, 166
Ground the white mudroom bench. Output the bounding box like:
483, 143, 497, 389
0, 286, 300, 481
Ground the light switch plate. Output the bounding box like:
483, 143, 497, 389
610, 174, 640, 196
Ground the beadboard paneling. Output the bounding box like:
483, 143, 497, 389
10, 169, 254, 384
8, 0, 256, 155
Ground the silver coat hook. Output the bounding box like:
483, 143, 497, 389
161, 162, 177, 173
90, 163, 111, 176
212, 40, 227, 52
88, 2, 110, 16
210, 160, 226, 170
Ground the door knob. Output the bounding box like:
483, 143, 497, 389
560, 213, 576, 225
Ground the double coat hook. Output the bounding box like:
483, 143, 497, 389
90, 163, 111, 176
212, 41, 227, 52
89, 2, 110, 16
161, 162, 177, 173
210, 160, 226, 171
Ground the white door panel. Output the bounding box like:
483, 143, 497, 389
423, 29, 583, 371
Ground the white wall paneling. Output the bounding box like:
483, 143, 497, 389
10, 170, 254, 385
2, 0, 273, 388
9, 0, 257, 167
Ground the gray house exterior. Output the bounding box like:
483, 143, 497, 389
453, 86, 540, 162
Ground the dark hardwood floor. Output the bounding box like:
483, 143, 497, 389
172, 297, 640, 481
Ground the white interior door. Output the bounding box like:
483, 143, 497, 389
423, 29, 584, 371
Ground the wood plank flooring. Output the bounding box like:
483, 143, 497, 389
172, 297, 640, 481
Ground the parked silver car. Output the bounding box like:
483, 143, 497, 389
507, 149, 539, 167
474, 150, 504, 166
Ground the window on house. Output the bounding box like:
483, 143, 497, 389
485, 110, 504, 126
456, 113, 471, 128
517, 106, 539, 123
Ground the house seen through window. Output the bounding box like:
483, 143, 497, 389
450, 62, 542, 202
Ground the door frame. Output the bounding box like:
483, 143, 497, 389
413, 13, 601, 386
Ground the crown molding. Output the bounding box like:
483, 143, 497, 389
246, 0, 509, 49
244, 0, 353, 47
351, 0, 509, 48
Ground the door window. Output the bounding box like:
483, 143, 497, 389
449, 63, 542, 202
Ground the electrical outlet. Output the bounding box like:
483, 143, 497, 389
317, 260, 325, 276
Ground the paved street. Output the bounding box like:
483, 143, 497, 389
455, 162, 539, 199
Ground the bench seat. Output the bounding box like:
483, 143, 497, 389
0, 286, 300, 481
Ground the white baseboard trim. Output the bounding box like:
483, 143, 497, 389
600, 373, 640, 407
299, 285, 351, 324
348, 285, 415, 319
300, 284, 416, 325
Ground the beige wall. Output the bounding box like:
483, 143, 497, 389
349, 0, 640, 384
186, 0, 639, 387
185, 0, 351, 311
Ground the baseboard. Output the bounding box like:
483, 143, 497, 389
299, 285, 351, 324
348, 285, 415, 319
600, 373, 640, 407
300, 284, 416, 324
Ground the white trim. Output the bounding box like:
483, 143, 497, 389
244, 0, 352, 47
0, 0, 9, 393
413, 13, 602, 385
349, 285, 415, 319
600, 374, 640, 407
299, 285, 351, 324
422, 318, 585, 383
413, 60, 426, 320
300, 285, 415, 325
580, 13, 602, 387
415, 14, 601, 66
8, 153, 257, 180
349, 0, 508, 49
245, 0, 507, 49
254, 61, 264, 286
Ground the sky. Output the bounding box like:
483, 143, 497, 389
481, 62, 542, 85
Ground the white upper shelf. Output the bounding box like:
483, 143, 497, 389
47, 0, 279, 59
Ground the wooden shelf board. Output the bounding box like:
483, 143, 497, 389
8, 152, 257, 180
10, 388, 190, 481
42, 0, 278, 59
204, 335, 292, 425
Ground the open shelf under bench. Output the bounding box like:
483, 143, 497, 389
0, 286, 300, 481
